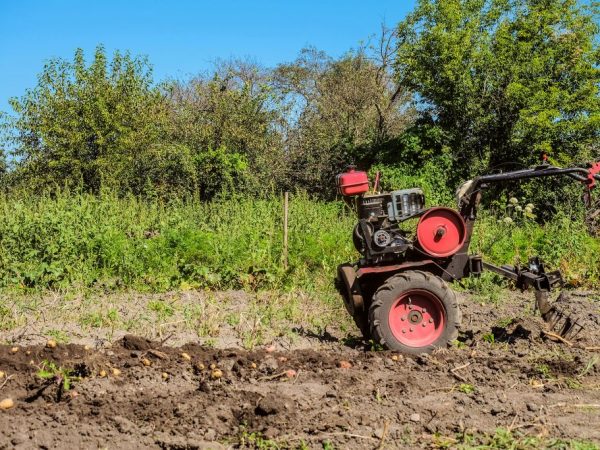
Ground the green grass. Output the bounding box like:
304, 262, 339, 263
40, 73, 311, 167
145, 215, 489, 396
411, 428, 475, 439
470, 213, 600, 288
0, 191, 356, 293
0, 191, 596, 296
449, 428, 599, 450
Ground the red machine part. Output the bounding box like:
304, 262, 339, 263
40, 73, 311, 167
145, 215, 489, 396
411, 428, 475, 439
416, 207, 466, 258
388, 289, 446, 347
336, 167, 369, 196
588, 162, 600, 189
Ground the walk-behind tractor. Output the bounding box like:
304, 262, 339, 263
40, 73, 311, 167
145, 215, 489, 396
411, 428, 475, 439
336, 161, 600, 354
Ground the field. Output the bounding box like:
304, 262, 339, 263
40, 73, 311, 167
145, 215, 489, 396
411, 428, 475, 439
0, 194, 598, 449
0, 288, 599, 449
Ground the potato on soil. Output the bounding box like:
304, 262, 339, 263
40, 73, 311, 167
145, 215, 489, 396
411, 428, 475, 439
46, 339, 57, 349
141, 358, 151, 367
99, 370, 107, 378
211, 369, 223, 379
111, 368, 121, 376
10, 347, 18, 354
180, 352, 191, 361
0, 398, 14, 410
0, 371, 5, 378
338, 360, 352, 369
285, 369, 297, 378
162, 372, 169, 380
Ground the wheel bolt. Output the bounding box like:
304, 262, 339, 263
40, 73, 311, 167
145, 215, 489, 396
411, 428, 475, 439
402, 329, 406, 333
408, 306, 412, 310
409, 327, 414, 332
422, 323, 426, 327
401, 316, 406, 321
422, 309, 427, 313
429, 318, 433, 323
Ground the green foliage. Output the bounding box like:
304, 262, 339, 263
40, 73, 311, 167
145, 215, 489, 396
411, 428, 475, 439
194, 146, 249, 200
164, 59, 286, 197
482, 332, 496, 344
37, 360, 79, 392
370, 151, 455, 206
0, 192, 594, 296
1, 50, 286, 199
458, 383, 476, 394
274, 38, 415, 196
454, 427, 600, 449
0, 192, 356, 293
238, 426, 287, 449
396, 0, 600, 181
5, 45, 167, 194
471, 209, 600, 286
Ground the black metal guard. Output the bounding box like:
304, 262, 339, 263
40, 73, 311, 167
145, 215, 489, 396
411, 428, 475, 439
480, 257, 563, 292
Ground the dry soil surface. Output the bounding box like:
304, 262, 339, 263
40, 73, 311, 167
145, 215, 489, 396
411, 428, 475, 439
0, 290, 599, 449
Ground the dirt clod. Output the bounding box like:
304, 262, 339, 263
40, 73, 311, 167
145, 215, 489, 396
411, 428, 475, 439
122, 335, 152, 351
410, 413, 421, 423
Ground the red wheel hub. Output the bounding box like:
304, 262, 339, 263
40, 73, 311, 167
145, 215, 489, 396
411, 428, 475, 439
416, 207, 466, 257
388, 289, 446, 347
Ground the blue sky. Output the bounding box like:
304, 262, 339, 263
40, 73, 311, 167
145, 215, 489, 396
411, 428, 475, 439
0, 1, 415, 111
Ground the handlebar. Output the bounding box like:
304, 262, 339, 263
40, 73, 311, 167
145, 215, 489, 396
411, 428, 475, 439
472, 161, 600, 190
458, 161, 600, 211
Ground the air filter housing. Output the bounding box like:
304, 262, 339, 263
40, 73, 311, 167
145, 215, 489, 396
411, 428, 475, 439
387, 188, 425, 221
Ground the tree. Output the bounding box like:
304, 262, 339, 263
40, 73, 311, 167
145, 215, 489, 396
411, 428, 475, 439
395, 0, 600, 179
3, 45, 169, 193
164, 58, 286, 198
275, 27, 415, 195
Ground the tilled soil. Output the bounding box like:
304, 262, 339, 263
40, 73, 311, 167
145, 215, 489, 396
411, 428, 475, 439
0, 291, 599, 449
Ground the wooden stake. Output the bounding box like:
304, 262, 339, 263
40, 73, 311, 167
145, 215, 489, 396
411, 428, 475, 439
283, 192, 289, 270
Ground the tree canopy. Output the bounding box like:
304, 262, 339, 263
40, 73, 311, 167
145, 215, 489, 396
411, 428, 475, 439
395, 0, 599, 179
0, 0, 598, 201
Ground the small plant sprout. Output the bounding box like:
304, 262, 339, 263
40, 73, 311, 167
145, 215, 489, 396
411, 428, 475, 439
37, 360, 80, 399
458, 383, 475, 394
482, 332, 495, 344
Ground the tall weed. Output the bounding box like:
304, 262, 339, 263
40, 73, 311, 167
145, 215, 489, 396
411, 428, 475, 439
0, 191, 595, 293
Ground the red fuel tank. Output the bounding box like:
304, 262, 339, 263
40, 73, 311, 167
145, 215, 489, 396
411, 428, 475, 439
336, 167, 369, 196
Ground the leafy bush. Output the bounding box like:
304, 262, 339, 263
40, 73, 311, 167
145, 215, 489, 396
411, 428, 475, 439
0, 192, 356, 293
0, 191, 595, 294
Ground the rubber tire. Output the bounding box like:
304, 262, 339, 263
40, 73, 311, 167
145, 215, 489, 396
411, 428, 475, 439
369, 270, 461, 355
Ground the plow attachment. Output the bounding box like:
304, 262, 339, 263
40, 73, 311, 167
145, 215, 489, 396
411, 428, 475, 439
480, 257, 585, 340
535, 291, 584, 340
